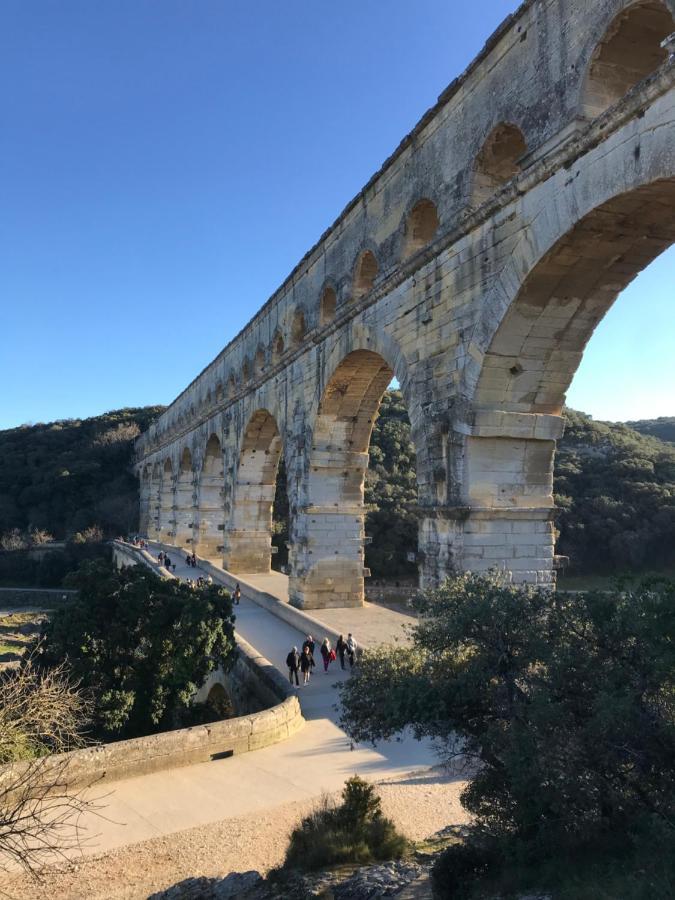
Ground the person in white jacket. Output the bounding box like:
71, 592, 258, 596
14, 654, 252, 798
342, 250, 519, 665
346, 633, 358, 669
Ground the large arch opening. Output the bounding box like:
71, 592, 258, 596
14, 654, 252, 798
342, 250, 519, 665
290, 350, 419, 609
467, 178, 675, 585
158, 458, 173, 542
174, 448, 194, 547
581, 1, 674, 119
474, 180, 675, 415
224, 409, 284, 574
472, 123, 527, 206
196, 434, 224, 560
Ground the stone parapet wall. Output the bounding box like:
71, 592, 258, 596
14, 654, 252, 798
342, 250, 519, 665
0, 692, 302, 792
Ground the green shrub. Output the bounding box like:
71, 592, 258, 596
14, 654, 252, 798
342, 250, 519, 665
339, 574, 675, 896
283, 776, 409, 872
37, 560, 236, 741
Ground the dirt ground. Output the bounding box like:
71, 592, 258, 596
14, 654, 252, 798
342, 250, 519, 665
2, 767, 469, 900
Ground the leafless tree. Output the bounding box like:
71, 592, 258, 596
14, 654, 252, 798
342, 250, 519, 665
0, 529, 28, 552
27, 529, 55, 547
71, 524, 103, 544
0, 654, 105, 880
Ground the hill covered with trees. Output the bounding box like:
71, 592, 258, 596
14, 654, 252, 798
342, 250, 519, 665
628, 416, 675, 444
0, 407, 164, 540
1, 398, 672, 578
364, 395, 675, 577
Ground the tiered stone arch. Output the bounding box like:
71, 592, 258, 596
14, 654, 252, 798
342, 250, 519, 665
580, 0, 674, 119
472, 123, 527, 206
352, 250, 379, 300
320, 285, 337, 325
148, 462, 162, 539
174, 448, 195, 547
289, 335, 424, 609
158, 458, 174, 543
403, 199, 439, 259
195, 434, 224, 559
457, 174, 675, 585
223, 409, 284, 574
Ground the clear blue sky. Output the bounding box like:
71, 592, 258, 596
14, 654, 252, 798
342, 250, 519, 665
1, 0, 673, 430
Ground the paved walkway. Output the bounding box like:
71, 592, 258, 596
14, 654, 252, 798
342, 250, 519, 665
62, 545, 435, 859
152, 541, 420, 650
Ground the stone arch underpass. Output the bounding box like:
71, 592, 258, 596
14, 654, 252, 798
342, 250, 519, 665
136, 0, 675, 608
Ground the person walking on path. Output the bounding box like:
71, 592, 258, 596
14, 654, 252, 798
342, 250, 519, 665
233, 584, 241, 605
336, 634, 348, 670
286, 647, 300, 687
346, 633, 358, 669
300, 646, 315, 684
320, 638, 332, 673
302, 634, 315, 660
191, 552, 197, 568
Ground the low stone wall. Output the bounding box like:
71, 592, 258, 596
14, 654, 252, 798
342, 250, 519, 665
0, 649, 302, 791
0, 587, 77, 607
0, 549, 305, 790
0, 691, 302, 792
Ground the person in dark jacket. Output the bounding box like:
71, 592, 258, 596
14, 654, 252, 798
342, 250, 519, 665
302, 634, 315, 659
233, 584, 241, 605
286, 647, 300, 686
300, 646, 315, 684
336, 634, 348, 670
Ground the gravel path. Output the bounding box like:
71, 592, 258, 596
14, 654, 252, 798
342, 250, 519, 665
3, 768, 469, 900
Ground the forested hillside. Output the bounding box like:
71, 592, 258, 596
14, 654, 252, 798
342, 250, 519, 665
554, 409, 675, 572
1, 398, 672, 577
628, 417, 675, 444
0, 407, 164, 540
363, 396, 675, 576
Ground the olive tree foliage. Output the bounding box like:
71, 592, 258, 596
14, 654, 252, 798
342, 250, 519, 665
0, 656, 97, 878
339, 574, 675, 857
37, 561, 237, 741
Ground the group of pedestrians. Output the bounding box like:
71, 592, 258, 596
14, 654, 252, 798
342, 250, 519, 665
185, 574, 213, 589
157, 550, 176, 573
286, 632, 358, 687
184, 550, 198, 568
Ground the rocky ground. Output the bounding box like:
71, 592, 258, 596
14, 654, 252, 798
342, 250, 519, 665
0, 609, 46, 669
2, 767, 469, 900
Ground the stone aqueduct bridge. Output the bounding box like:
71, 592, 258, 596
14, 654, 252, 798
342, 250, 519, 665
136, 0, 675, 609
